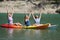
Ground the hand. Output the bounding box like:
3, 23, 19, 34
11, 7, 14, 13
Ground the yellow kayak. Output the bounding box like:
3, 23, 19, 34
24, 24, 49, 29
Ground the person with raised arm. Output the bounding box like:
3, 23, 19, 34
24, 13, 31, 26
32, 12, 41, 26
7, 8, 13, 24
7, 8, 22, 26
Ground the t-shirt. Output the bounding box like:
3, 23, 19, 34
25, 19, 30, 26
34, 18, 40, 24
8, 17, 13, 24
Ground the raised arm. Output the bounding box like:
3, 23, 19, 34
28, 9, 32, 18
6, 6, 9, 18
6, 6, 8, 14
39, 9, 42, 19
32, 12, 35, 19
28, 13, 31, 18
11, 7, 14, 16
39, 13, 42, 19
6, 7, 14, 17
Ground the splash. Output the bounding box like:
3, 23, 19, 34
48, 23, 57, 27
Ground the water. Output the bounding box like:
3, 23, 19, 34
0, 13, 60, 40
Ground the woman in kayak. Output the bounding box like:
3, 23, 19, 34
32, 13, 41, 26
6, 7, 14, 24
8, 12, 13, 24
7, 8, 22, 26
24, 14, 31, 26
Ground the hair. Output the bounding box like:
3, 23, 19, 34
24, 15, 29, 19
8, 12, 13, 17
35, 15, 39, 18
9, 12, 12, 15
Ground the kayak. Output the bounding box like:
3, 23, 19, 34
1, 23, 49, 29
1, 24, 22, 29
24, 24, 49, 29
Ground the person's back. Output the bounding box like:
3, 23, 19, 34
24, 15, 30, 26
33, 15, 40, 24
34, 18, 40, 24
25, 20, 30, 26
8, 13, 13, 24
32, 13, 41, 26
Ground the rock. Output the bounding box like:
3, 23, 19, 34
56, 9, 60, 14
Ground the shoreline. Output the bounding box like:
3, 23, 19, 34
0, 12, 58, 14
0, 1, 59, 14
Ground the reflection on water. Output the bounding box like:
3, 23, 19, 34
7, 28, 14, 40
8, 28, 14, 34
0, 26, 58, 40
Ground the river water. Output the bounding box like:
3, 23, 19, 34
0, 13, 60, 40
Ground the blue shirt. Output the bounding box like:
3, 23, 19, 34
25, 20, 30, 26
